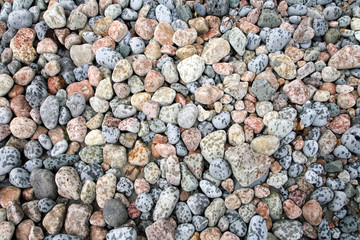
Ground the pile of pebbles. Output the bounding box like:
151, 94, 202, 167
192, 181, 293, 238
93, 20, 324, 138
1, 0, 360, 239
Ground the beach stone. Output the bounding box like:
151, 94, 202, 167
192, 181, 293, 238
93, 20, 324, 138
42, 204, 66, 234
200, 130, 226, 163
341, 125, 360, 154
96, 173, 116, 208
268, 119, 294, 139
251, 78, 275, 101
225, 143, 271, 187
40, 96, 59, 130
0, 221, 15, 240
10, 117, 37, 139
30, 169, 57, 200
246, 215, 267, 240
64, 204, 92, 239
266, 28, 291, 52
153, 186, 179, 221
9, 168, 31, 188
43, 3, 66, 29
328, 191, 347, 212
201, 38, 231, 64
257, 9, 281, 28
55, 166, 81, 200
269, 53, 296, 80
328, 45, 360, 69
250, 135, 279, 156
103, 199, 128, 227
145, 219, 176, 240
247, 54, 268, 75
0, 146, 21, 175
302, 200, 322, 226
107, 227, 137, 240
273, 220, 303, 240
206, 0, 229, 16
229, 28, 247, 56
177, 55, 205, 83
0, 74, 14, 97
293, 17, 314, 43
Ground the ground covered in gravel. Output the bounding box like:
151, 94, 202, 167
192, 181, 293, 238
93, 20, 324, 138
0, 0, 360, 239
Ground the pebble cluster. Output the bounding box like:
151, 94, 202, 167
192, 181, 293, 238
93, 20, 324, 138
0, 0, 360, 239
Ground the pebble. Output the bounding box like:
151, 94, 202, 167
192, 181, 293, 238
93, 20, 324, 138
103, 199, 128, 227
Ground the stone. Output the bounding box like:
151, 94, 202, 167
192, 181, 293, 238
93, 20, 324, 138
225, 143, 271, 187
229, 28, 247, 56
103, 199, 128, 227
153, 186, 179, 221
269, 53, 296, 80
177, 55, 205, 83
200, 130, 227, 163
43, 3, 66, 29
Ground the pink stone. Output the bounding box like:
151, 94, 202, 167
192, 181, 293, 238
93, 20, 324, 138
92, 36, 115, 53
289, 189, 306, 207
66, 80, 94, 101
231, 110, 247, 123
6, 200, 24, 225
144, 70, 164, 92
88, 65, 104, 87
181, 128, 202, 152
302, 200, 322, 226
142, 100, 160, 118
64, 204, 92, 239
9, 117, 37, 139
145, 219, 175, 240
213, 63, 233, 75
172, 28, 197, 47
244, 116, 264, 134
293, 17, 315, 44
135, 17, 158, 40
108, 20, 128, 42
330, 114, 351, 134
10, 95, 31, 117
234, 188, 254, 204
67, 116, 87, 142
247, 8, 260, 24
257, 201, 270, 219
113, 83, 130, 99
16, 219, 34, 240
283, 199, 302, 219
13, 67, 35, 86
154, 22, 174, 46
195, 84, 224, 105
36, 38, 58, 54
220, 232, 240, 240
283, 79, 308, 105
337, 93, 356, 109
133, 58, 152, 76
155, 143, 176, 158
10, 28, 37, 64
90, 211, 106, 227
328, 45, 360, 69
128, 202, 141, 219
254, 185, 270, 198
118, 117, 140, 133
199, 227, 221, 240
134, 178, 150, 194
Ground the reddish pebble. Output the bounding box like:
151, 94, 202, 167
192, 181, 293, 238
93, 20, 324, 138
134, 178, 150, 194
283, 199, 302, 219
13, 67, 35, 86
66, 80, 94, 101
10, 95, 31, 117
330, 114, 351, 134
302, 200, 323, 226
